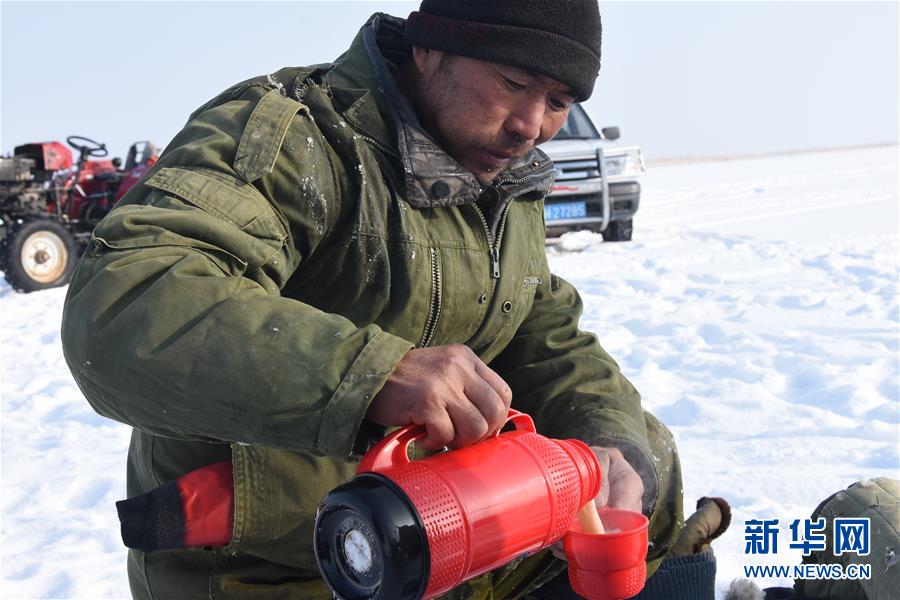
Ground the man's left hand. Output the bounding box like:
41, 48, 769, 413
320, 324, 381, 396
550, 445, 644, 561
589, 445, 643, 513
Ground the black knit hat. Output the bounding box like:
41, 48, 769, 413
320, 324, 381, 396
404, 0, 602, 101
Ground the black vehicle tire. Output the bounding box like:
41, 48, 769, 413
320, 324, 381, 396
600, 219, 633, 242
0, 219, 78, 292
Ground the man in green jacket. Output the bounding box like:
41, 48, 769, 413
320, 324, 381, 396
61, 1, 687, 598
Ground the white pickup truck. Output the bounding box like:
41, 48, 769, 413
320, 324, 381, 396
540, 104, 645, 241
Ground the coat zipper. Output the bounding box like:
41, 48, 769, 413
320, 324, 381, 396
418, 247, 442, 347
495, 162, 556, 186
479, 162, 552, 277
471, 204, 498, 279
493, 202, 512, 277
472, 198, 513, 282
357, 133, 400, 160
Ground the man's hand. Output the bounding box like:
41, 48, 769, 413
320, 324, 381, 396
366, 344, 513, 450
550, 445, 644, 561
590, 445, 644, 513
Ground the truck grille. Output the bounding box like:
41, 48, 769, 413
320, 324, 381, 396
553, 157, 600, 181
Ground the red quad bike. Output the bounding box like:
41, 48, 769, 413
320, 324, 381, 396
0, 135, 157, 292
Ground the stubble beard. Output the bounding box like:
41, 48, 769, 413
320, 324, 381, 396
416, 58, 532, 183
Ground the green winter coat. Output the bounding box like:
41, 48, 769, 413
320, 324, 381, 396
61, 13, 682, 600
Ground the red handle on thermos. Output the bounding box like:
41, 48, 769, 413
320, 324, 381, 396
358, 409, 536, 473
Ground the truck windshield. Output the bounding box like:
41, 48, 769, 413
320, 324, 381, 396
553, 105, 600, 140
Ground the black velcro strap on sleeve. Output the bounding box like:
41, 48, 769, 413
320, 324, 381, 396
116, 480, 185, 553
351, 417, 387, 459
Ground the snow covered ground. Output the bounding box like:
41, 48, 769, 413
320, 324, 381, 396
2, 145, 898, 598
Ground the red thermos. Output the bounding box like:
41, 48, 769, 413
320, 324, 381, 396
314, 410, 602, 600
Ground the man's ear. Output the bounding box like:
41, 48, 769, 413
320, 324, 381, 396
411, 45, 429, 70
411, 45, 441, 77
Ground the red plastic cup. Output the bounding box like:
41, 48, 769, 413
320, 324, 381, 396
563, 508, 650, 600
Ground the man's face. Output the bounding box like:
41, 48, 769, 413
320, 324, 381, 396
410, 49, 575, 184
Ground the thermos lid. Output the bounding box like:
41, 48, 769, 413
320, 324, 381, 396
315, 472, 429, 600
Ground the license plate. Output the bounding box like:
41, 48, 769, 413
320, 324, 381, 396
544, 201, 587, 221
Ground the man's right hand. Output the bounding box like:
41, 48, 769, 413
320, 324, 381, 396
366, 344, 513, 451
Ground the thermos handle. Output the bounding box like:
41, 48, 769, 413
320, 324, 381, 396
495, 410, 535, 436
358, 409, 536, 472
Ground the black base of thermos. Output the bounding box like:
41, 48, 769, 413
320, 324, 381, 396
315, 472, 430, 600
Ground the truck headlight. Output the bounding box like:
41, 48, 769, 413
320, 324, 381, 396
603, 148, 645, 178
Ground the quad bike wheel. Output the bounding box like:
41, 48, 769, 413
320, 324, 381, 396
0, 219, 78, 292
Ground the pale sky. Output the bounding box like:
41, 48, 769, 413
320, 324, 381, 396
1, 1, 897, 160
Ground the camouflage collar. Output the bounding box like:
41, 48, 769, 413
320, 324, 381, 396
327, 13, 555, 208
